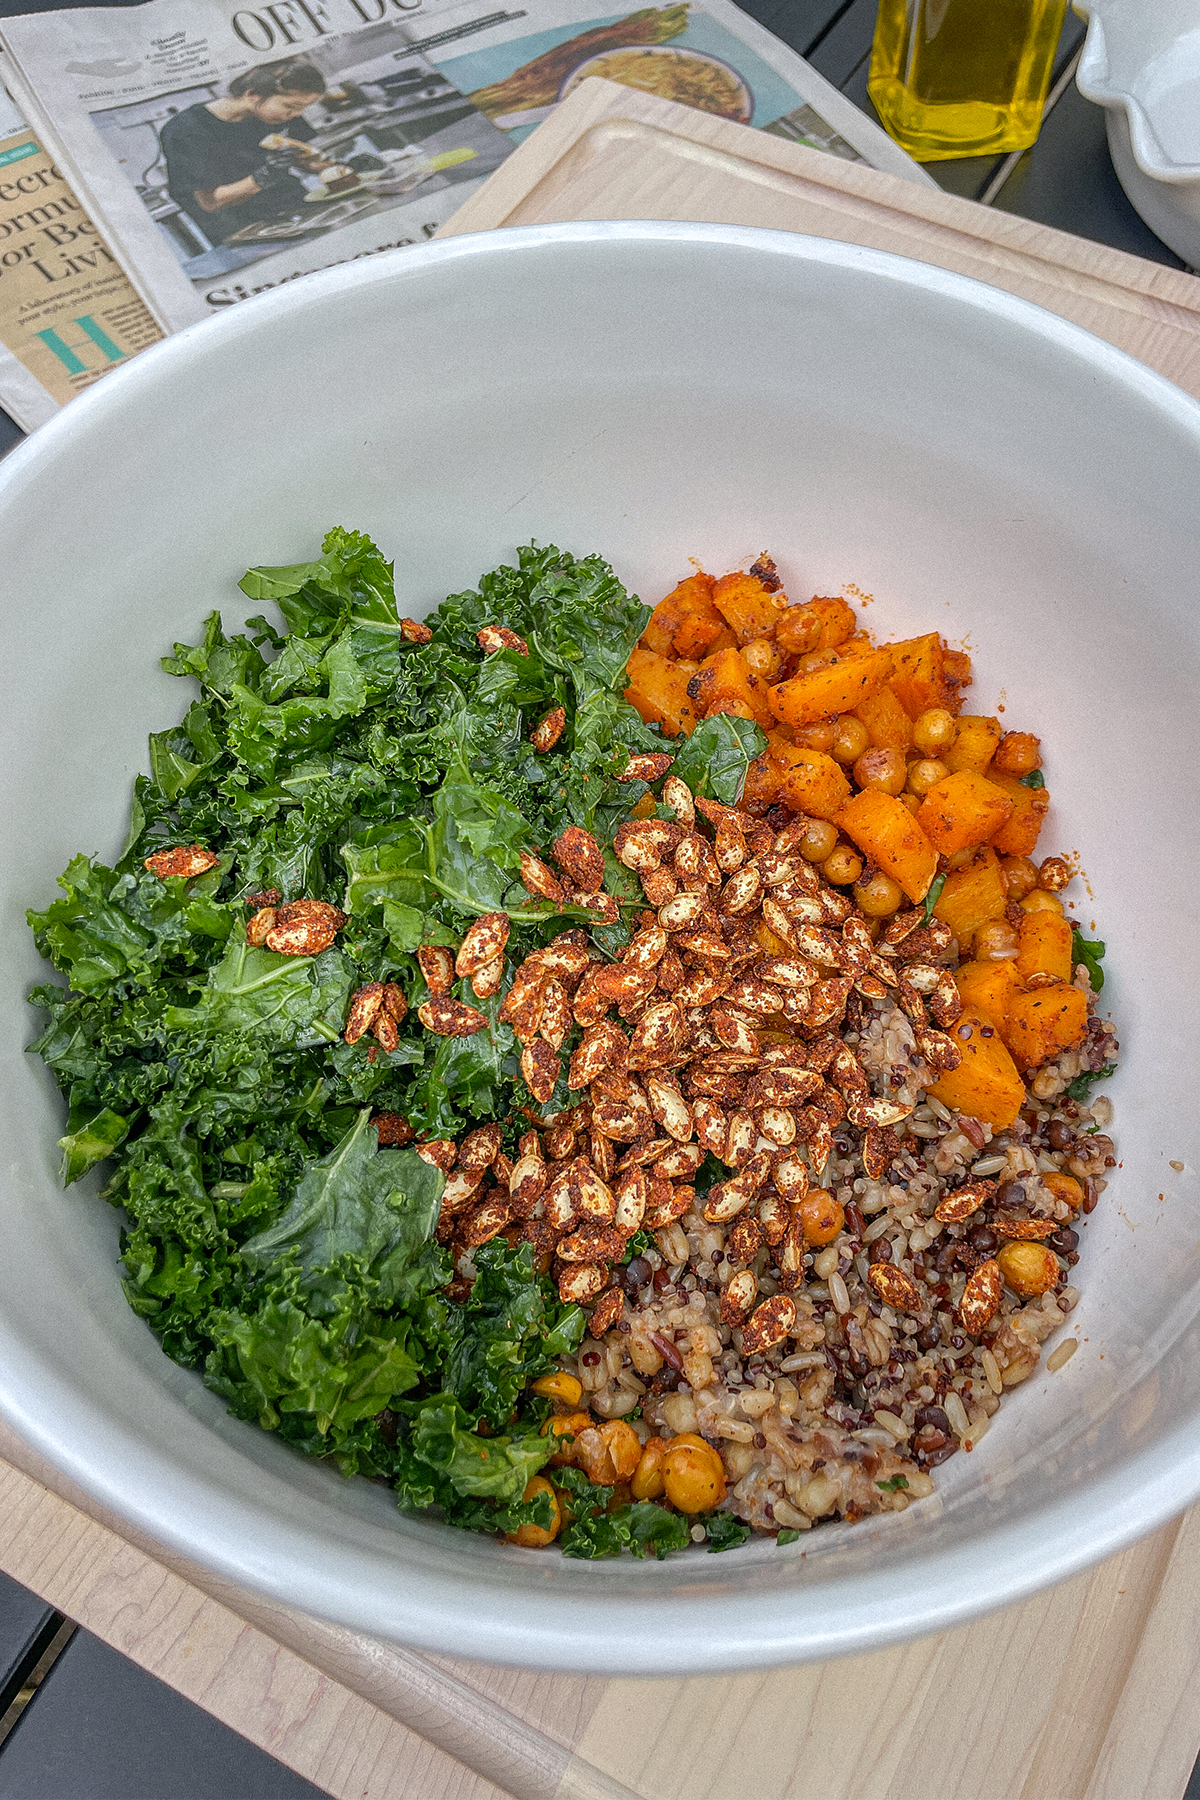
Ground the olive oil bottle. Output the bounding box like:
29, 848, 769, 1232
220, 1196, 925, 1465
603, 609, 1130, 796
868, 0, 1068, 161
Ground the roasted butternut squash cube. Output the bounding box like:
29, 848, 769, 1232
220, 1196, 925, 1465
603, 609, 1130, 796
1004, 981, 1089, 1070
673, 613, 729, 659
933, 847, 1008, 944
855, 685, 914, 753
943, 714, 1002, 776
775, 595, 857, 655
1016, 909, 1073, 986
689, 644, 774, 729
778, 748, 852, 820
743, 731, 807, 808
926, 1007, 1025, 1129
955, 959, 1021, 1029
917, 769, 1014, 855
625, 646, 701, 737
837, 788, 938, 902
886, 633, 947, 720
640, 573, 720, 655
987, 771, 1051, 857
711, 571, 785, 645
769, 646, 895, 731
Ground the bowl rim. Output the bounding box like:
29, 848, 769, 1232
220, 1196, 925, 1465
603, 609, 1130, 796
4, 217, 1200, 1673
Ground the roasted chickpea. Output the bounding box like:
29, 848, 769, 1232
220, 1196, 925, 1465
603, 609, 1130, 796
997, 1240, 1059, 1297
742, 638, 781, 680
631, 792, 658, 819
794, 721, 837, 753
506, 1475, 562, 1547
540, 1410, 592, 1466
992, 731, 1042, 777
797, 818, 839, 862
1042, 1172, 1084, 1211
898, 791, 923, 816
1039, 856, 1072, 892
831, 714, 870, 764
631, 1436, 669, 1501
662, 1438, 727, 1513
598, 1418, 642, 1482
999, 854, 1039, 900
797, 1191, 845, 1245
975, 920, 1020, 960
1020, 889, 1065, 916
852, 747, 907, 796
906, 757, 949, 798
822, 845, 863, 886
853, 870, 903, 918
531, 1371, 583, 1409
912, 707, 957, 756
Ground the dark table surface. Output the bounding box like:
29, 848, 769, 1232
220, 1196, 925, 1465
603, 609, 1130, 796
0, 0, 1196, 1793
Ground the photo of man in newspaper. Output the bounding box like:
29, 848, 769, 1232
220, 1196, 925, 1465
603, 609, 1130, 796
88, 24, 513, 289
158, 57, 328, 246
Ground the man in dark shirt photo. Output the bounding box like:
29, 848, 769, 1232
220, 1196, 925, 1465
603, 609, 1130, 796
160, 58, 328, 244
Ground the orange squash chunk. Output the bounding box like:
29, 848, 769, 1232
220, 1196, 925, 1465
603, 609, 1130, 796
640, 573, 719, 656
769, 646, 895, 731
1016, 909, 1073, 986
855, 686, 914, 753
955, 959, 1020, 1029
778, 748, 852, 820
775, 595, 857, 655
987, 771, 1051, 857
886, 633, 947, 720
926, 1007, 1025, 1129
743, 731, 807, 807
917, 769, 1014, 855
711, 571, 786, 645
1004, 982, 1088, 1070
673, 613, 729, 659
943, 714, 1002, 776
837, 788, 937, 903
933, 847, 1008, 944
625, 646, 701, 737
689, 644, 773, 730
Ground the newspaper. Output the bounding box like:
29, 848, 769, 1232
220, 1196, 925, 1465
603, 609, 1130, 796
0, 0, 933, 391
0, 84, 162, 428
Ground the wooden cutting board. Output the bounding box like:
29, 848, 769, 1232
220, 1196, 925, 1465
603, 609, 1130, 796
5, 88, 1200, 1800
437, 78, 1200, 403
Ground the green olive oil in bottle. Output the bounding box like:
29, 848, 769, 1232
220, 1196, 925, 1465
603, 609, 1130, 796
868, 0, 1068, 161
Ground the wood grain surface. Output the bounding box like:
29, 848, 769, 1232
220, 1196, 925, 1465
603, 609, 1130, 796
4, 93, 1200, 1800
436, 79, 1200, 405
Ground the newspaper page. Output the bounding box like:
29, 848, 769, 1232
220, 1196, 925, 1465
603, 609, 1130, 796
0, 0, 933, 337
0, 84, 162, 429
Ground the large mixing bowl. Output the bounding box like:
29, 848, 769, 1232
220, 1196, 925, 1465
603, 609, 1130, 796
1, 223, 1198, 1673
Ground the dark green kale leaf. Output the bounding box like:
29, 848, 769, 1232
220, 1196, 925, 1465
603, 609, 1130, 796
1071, 929, 1106, 993
239, 1111, 443, 1301
669, 714, 766, 806
1067, 1063, 1118, 1102
407, 1395, 552, 1503
922, 873, 947, 924
1019, 769, 1046, 789
702, 1511, 752, 1551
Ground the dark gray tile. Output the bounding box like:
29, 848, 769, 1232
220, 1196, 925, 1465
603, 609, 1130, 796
990, 81, 1187, 269
0, 1577, 57, 1716
0, 412, 24, 460
730, 0, 851, 59
0, 1631, 327, 1799
805, 0, 874, 87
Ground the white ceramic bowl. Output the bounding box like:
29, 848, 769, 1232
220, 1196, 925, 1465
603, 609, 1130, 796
1075, 0, 1200, 268
2, 222, 1200, 1673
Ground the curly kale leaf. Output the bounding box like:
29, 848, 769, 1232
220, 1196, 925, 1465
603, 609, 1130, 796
669, 714, 766, 806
